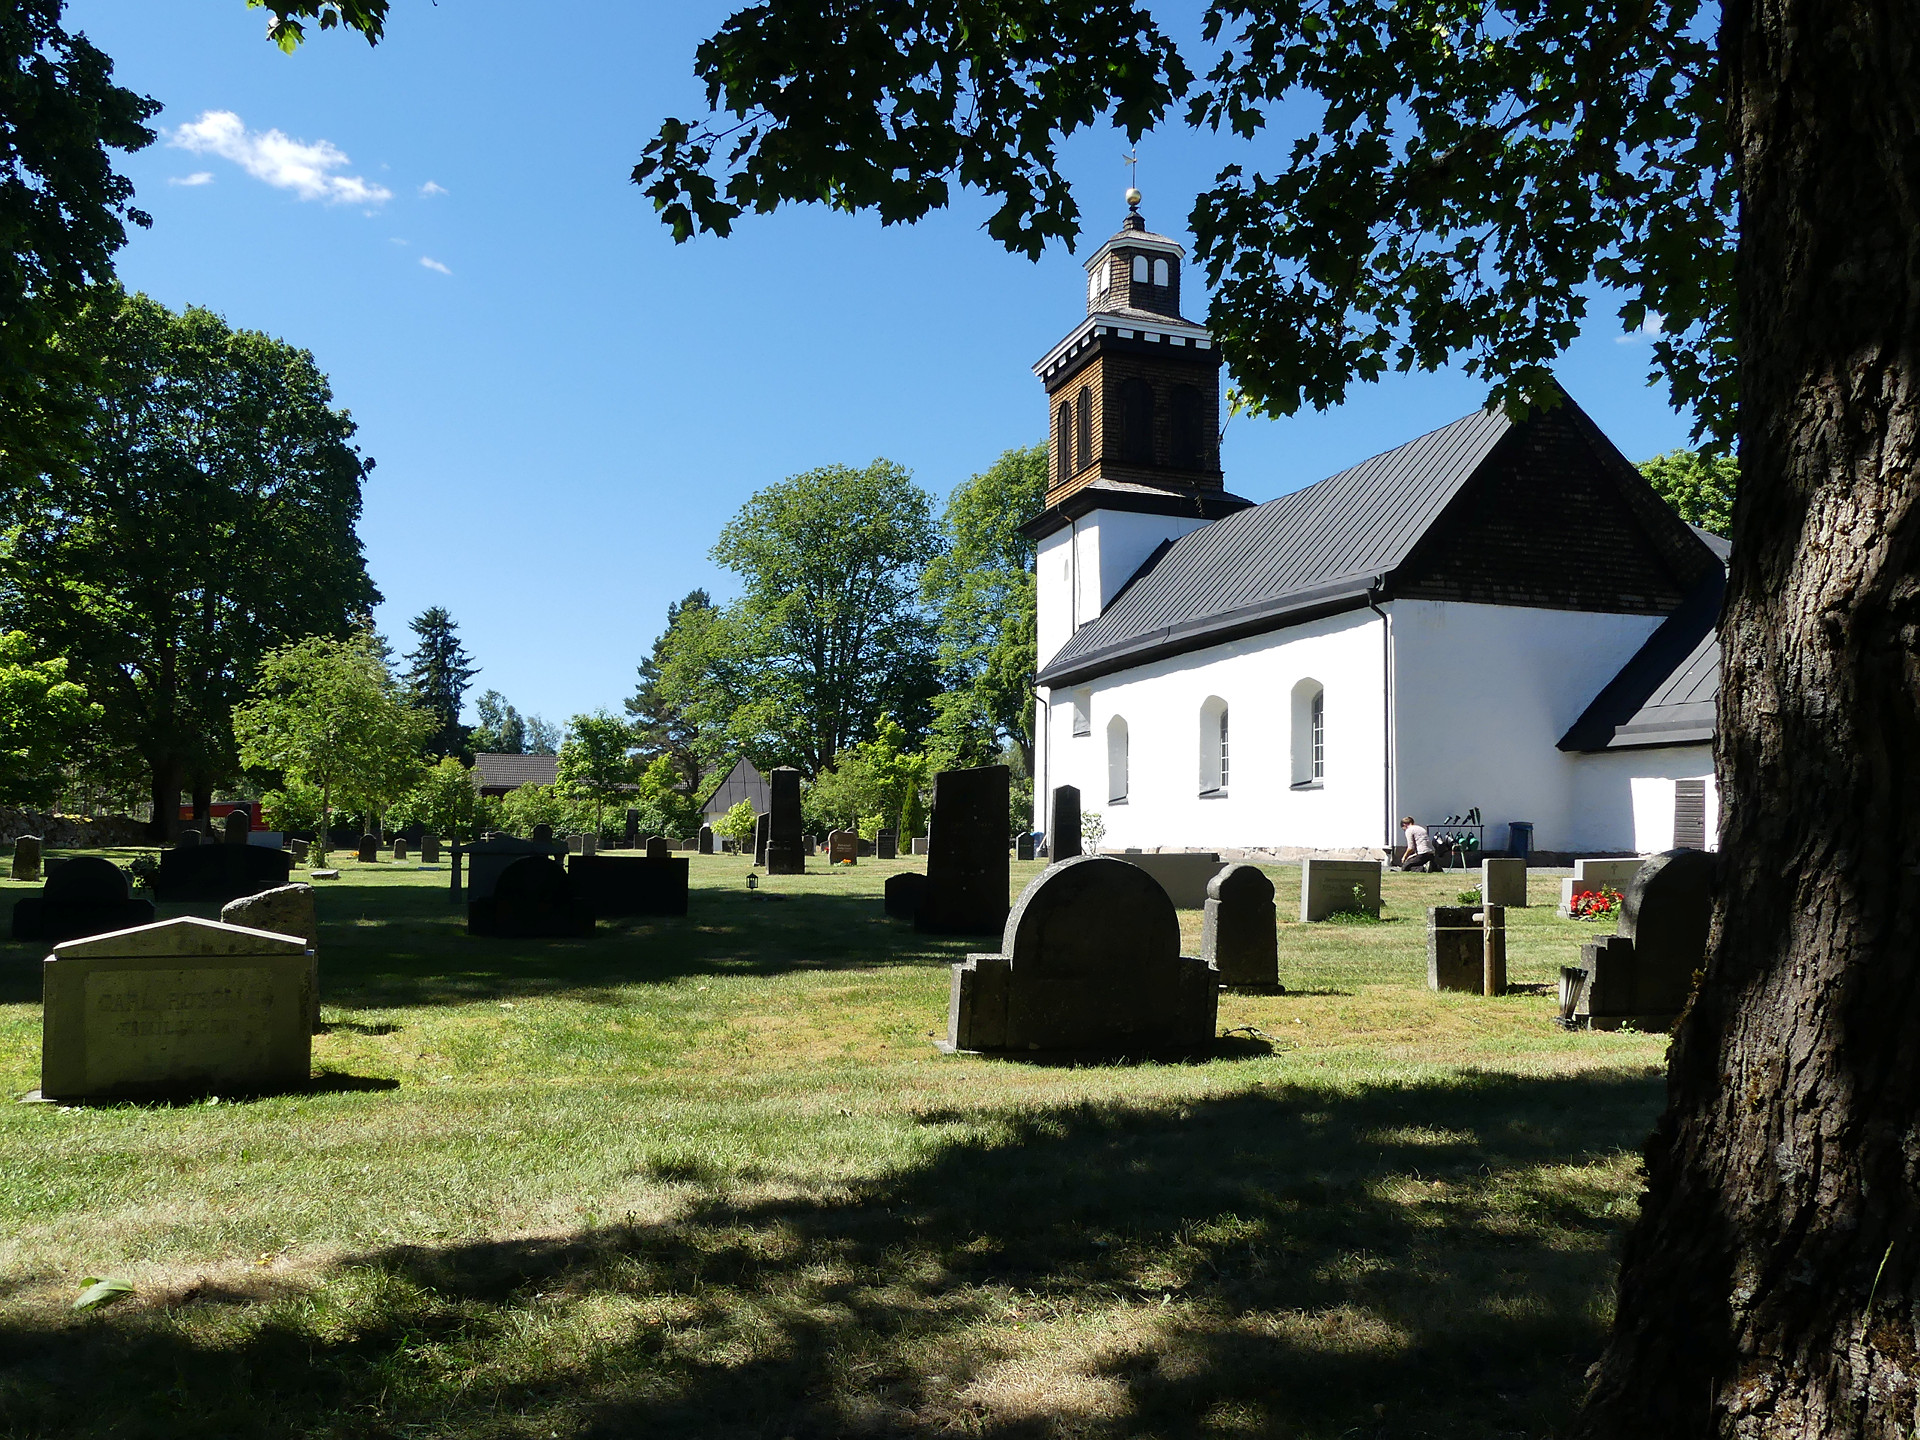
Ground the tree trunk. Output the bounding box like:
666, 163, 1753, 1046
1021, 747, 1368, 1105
146, 756, 180, 843
1579, 0, 1920, 1434
191, 781, 212, 831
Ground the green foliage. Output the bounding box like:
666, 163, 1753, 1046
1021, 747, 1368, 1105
70, 1276, 134, 1312
627, 590, 713, 796
634, 754, 700, 839
714, 798, 758, 845
556, 712, 638, 834
1081, 811, 1106, 849
806, 715, 930, 839
1638, 449, 1738, 538
260, 778, 327, 835
401, 608, 479, 759
635, 1, 1733, 445
0, 631, 99, 807
924, 445, 1045, 774
4, 291, 378, 827
499, 783, 573, 838
250, 0, 390, 51
386, 757, 480, 839
468, 690, 525, 755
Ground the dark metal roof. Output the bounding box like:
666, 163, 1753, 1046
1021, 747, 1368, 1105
1559, 567, 1723, 752
473, 753, 558, 791
700, 758, 770, 818
1037, 405, 1513, 685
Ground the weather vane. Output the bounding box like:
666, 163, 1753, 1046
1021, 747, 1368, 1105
1123, 149, 1141, 208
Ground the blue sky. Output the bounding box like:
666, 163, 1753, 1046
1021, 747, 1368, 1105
71, 1, 1698, 728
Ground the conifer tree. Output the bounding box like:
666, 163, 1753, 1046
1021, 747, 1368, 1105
401, 606, 479, 758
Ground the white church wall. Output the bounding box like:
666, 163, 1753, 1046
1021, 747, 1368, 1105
1035, 510, 1213, 668
1567, 746, 1716, 853
1389, 600, 1665, 853
1039, 607, 1388, 851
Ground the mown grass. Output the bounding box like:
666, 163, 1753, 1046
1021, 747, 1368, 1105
0, 852, 1662, 1439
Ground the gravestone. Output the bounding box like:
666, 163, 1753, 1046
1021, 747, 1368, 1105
580, 834, 599, 857
1558, 858, 1644, 916
875, 828, 898, 861
918, 765, 1012, 936
827, 829, 858, 864
911, 836, 929, 856
178, 829, 201, 848
1299, 858, 1383, 922
698, 826, 714, 855
884, 872, 927, 921
857, 836, 875, 858
1016, 833, 1035, 861
461, 834, 569, 902
645, 835, 671, 860
569, 854, 689, 917
37, 917, 312, 1102
247, 831, 285, 850
1202, 864, 1279, 990
754, 812, 771, 868
421, 835, 440, 864
152, 842, 295, 904
357, 835, 378, 863
11, 835, 43, 882
1050, 786, 1082, 862
11, 856, 154, 944
1562, 848, 1715, 1029
1115, 853, 1224, 909
223, 811, 250, 845
290, 838, 310, 865
531, 823, 554, 843
222, 883, 321, 1030
767, 767, 806, 874
1428, 905, 1508, 994
467, 855, 594, 937
568, 835, 584, 855
944, 856, 1218, 1057
392, 838, 409, 862
1482, 857, 1528, 907
625, 808, 640, 850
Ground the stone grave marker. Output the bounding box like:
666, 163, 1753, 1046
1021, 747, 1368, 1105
421, 835, 440, 864
918, 765, 1011, 936
222, 884, 321, 1030
570, 854, 689, 917
568, 835, 584, 855
876, 828, 898, 861
38, 916, 312, 1102
467, 855, 594, 937
1115, 853, 1224, 909
177, 829, 201, 848
290, 838, 310, 865
645, 835, 671, 860
11, 835, 43, 883
1482, 857, 1528, 907
1202, 864, 1280, 990
581, 834, 599, 857
767, 767, 806, 875
1299, 858, 1383, 922
827, 829, 858, 864
223, 811, 250, 845
1428, 905, 1507, 994
625, 808, 640, 850
910, 836, 929, 856
944, 856, 1217, 1057
356, 835, 379, 863
698, 826, 714, 855
153, 842, 295, 904
1558, 858, 1644, 916
11, 856, 154, 944
531, 823, 554, 843
753, 812, 771, 868
1016, 833, 1035, 861
885, 872, 927, 921
1562, 849, 1714, 1029
1049, 786, 1082, 862
392, 838, 409, 862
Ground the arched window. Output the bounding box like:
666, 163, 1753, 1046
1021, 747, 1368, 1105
1076, 385, 1093, 464
1107, 716, 1129, 803
1132, 254, 1149, 283
1199, 696, 1229, 795
1171, 385, 1205, 468
1056, 395, 1074, 479
1153, 257, 1170, 286
1291, 679, 1326, 788
1118, 378, 1154, 463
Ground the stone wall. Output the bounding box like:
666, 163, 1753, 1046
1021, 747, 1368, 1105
0, 808, 151, 849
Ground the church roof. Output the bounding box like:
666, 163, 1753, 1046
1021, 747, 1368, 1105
1036, 387, 1721, 688
473, 752, 559, 793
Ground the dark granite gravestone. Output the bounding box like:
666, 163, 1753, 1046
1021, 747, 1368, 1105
177, 829, 201, 848
223, 811, 250, 845
1562, 849, 1714, 1029
11, 856, 154, 943
944, 856, 1218, 1057
1050, 786, 1082, 862
1016, 833, 1035, 861
568, 835, 584, 855
645, 835, 671, 860
392, 838, 409, 861
827, 829, 858, 864
698, 826, 714, 855
356, 835, 378, 863
421, 835, 439, 864
152, 841, 296, 903
1202, 864, 1280, 991
1428, 905, 1507, 994
876, 829, 898, 861
531, 823, 554, 843
885, 872, 928, 921
625, 808, 640, 850
767, 767, 805, 875
290, 838, 310, 865
568, 854, 689, 917
754, 812, 771, 868
857, 836, 875, 857
11, 835, 43, 882
467, 855, 594, 937
917, 765, 1011, 936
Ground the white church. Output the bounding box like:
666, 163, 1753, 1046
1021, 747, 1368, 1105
1027, 204, 1723, 861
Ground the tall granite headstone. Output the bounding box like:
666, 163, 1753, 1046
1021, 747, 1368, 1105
875, 828, 898, 861
918, 764, 1011, 935
753, 812, 771, 868
1202, 864, 1280, 990
767, 767, 805, 875
1050, 786, 1082, 862
625, 808, 640, 850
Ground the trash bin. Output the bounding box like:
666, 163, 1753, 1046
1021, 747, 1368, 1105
1506, 821, 1534, 858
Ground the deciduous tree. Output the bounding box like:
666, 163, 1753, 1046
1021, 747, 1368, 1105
1639, 449, 1738, 539
0, 630, 99, 808
555, 712, 638, 836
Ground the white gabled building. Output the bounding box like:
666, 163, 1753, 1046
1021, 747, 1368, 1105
1027, 203, 1722, 860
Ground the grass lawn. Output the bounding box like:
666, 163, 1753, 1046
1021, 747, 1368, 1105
0, 852, 1666, 1440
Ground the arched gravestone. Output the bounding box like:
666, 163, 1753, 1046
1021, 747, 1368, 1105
697, 826, 714, 855
467, 855, 594, 938
1202, 864, 1281, 991
223, 810, 250, 845
944, 856, 1218, 1057
11, 856, 154, 943
153, 840, 295, 903
885, 871, 927, 920
1563, 848, 1716, 1029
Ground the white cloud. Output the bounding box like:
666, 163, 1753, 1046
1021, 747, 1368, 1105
1616, 311, 1665, 344
419, 256, 452, 275
168, 171, 215, 187
419, 180, 449, 197
167, 110, 393, 206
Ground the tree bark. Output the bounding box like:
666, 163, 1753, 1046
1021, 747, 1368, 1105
146, 755, 180, 843
1579, 0, 1920, 1434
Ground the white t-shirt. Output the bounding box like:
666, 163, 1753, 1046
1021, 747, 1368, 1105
1404, 823, 1432, 855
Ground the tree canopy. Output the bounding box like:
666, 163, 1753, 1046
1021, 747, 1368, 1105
626, 589, 713, 794
0, 630, 98, 808
1639, 448, 1738, 538
402, 606, 480, 759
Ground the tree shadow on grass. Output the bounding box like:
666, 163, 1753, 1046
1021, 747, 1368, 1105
0, 1066, 1663, 1440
